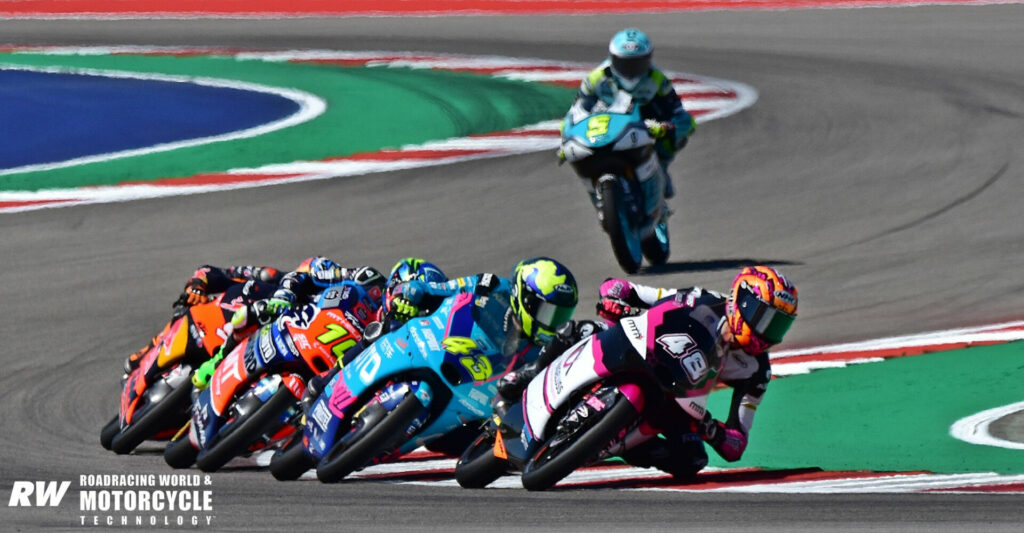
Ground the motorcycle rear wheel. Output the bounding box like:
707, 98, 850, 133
641, 220, 670, 265
520, 393, 637, 491
110, 383, 192, 455
195, 387, 295, 473
599, 178, 643, 274
454, 429, 507, 489
316, 393, 424, 483
269, 436, 314, 481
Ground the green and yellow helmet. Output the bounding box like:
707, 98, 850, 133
509, 257, 579, 345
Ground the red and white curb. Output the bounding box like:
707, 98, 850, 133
769, 319, 1024, 376
250, 450, 1024, 493
1, 0, 1021, 18
0, 47, 756, 213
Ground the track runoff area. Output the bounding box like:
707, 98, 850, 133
2, 0, 1023, 493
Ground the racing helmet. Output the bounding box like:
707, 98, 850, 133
301, 256, 343, 288
351, 266, 386, 302
608, 28, 653, 91
509, 257, 579, 345
294, 256, 317, 273
726, 266, 798, 355
383, 257, 447, 312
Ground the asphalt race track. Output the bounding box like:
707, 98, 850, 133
2, 7, 1024, 531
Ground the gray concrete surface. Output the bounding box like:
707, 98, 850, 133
1, 6, 1023, 531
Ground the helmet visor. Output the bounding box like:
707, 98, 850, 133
523, 296, 575, 334
735, 285, 795, 345
611, 53, 651, 81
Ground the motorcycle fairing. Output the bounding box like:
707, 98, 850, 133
306, 290, 516, 462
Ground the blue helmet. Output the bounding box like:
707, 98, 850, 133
298, 256, 343, 288
608, 28, 653, 90
384, 257, 447, 311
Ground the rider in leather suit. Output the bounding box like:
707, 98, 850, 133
566, 28, 697, 201
593, 266, 798, 476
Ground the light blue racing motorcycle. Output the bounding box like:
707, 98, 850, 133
268, 285, 520, 483
561, 91, 671, 273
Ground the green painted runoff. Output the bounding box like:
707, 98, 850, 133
708, 341, 1024, 474
0, 52, 575, 191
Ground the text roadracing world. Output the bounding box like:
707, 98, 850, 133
8, 474, 216, 528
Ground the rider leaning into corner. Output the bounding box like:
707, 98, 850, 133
501, 266, 798, 478
387, 257, 580, 454
123, 264, 283, 372
564, 28, 697, 203
378, 257, 448, 329
190, 256, 386, 389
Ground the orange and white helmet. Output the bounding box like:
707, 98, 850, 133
726, 266, 798, 354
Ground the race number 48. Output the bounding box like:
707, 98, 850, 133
656, 333, 708, 384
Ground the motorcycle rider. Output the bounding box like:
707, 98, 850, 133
190, 256, 385, 389
388, 257, 579, 350
591, 266, 798, 476
565, 28, 696, 201
387, 257, 581, 456
379, 257, 448, 327
123, 264, 283, 372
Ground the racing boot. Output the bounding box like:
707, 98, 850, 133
123, 335, 159, 374
496, 362, 541, 403
620, 432, 708, 479
191, 345, 228, 390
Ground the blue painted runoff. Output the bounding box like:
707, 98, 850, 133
0, 69, 300, 170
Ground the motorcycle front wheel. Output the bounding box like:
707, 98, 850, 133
641, 220, 670, 265
454, 429, 508, 489
195, 387, 295, 473
100, 415, 119, 451
520, 393, 637, 491
110, 382, 192, 455
316, 393, 425, 483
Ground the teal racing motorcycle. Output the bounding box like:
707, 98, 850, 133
269, 284, 522, 483
561, 92, 671, 273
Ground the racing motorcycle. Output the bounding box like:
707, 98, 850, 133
163, 280, 378, 472
269, 284, 521, 483
455, 299, 722, 491
101, 285, 264, 455
560, 91, 671, 274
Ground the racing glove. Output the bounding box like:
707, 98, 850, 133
173, 278, 210, 308
644, 119, 675, 140
252, 298, 291, 325
697, 412, 748, 462
596, 278, 643, 324
388, 282, 424, 322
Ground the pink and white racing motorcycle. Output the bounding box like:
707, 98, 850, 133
455, 294, 725, 491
